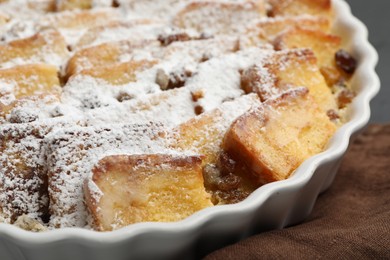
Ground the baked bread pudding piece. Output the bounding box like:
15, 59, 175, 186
268, 0, 333, 18
0, 64, 62, 122
54, 0, 111, 11
0, 28, 68, 69
240, 48, 337, 113
0, 64, 61, 99
0, 0, 357, 231
44, 123, 170, 228
173, 0, 267, 34
0, 120, 70, 224
248, 15, 330, 41
223, 88, 336, 184
85, 154, 212, 231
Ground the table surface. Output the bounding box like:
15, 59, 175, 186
345, 0, 389, 123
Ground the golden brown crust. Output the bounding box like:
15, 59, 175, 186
269, 0, 333, 19
0, 64, 60, 122
0, 29, 68, 67
65, 40, 157, 79
275, 28, 340, 66
274, 28, 343, 87
76, 19, 156, 48
42, 9, 116, 29
73, 60, 158, 85
172, 110, 224, 165
55, 0, 93, 11
66, 42, 122, 78
92, 154, 204, 182
248, 16, 330, 42
0, 64, 61, 100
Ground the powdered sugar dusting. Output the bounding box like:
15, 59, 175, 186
187, 47, 272, 112
83, 88, 196, 127
0, 0, 342, 231
0, 81, 16, 106
76, 22, 168, 49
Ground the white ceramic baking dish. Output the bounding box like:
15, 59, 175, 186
0, 0, 380, 259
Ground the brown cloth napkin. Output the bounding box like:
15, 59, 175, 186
205, 124, 390, 259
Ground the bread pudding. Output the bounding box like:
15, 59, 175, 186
0, 0, 357, 231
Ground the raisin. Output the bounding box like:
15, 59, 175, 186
156, 69, 192, 90
335, 49, 357, 74
168, 70, 192, 89
217, 173, 240, 191
202, 164, 221, 189
191, 90, 204, 102
240, 65, 267, 99
200, 53, 211, 62
327, 109, 340, 121
218, 152, 236, 175
112, 0, 120, 7
266, 8, 275, 17
336, 78, 348, 88
337, 89, 355, 108
116, 92, 134, 102
194, 105, 204, 115
320, 66, 341, 87
158, 32, 212, 46
215, 189, 249, 204
199, 32, 212, 40
158, 33, 191, 46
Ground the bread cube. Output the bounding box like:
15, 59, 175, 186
65, 40, 157, 78
42, 9, 118, 30
269, 0, 333, 19
85, 154, 213, 231
241, 48, 337, 113
0, 122, 60, 223
223, 87, 336, 183
76, 19, 156, 48
55, 0, 93, 11
248, 15, 330, 42
274, 28, 342, 86
0, 64, 61, 100
0, 29, 68, 68
171, 94, 260, 166
73, 60, 157, 86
